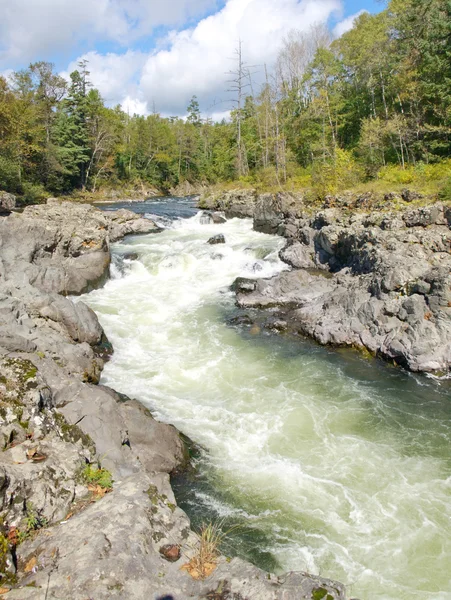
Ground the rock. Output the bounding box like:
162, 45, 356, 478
8, 472, 346, 600
403, 204, 445, 227
207, 234, 226, 245
231, 278, 257, 293
199, 211, 214, 224
279, 241, 315, 269
0, 191, 16, 214
123, 252, 139, 261
159, 544, 181, 562
0, 201, 159, 296
254, 192, 304, 234
210, 211, 227, 224
401, 188, 423, 202
233, 201, 451, 374
200, 189, 257, 218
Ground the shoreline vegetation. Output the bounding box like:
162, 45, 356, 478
1, 0, 450, 209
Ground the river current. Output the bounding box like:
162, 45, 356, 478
82, 197, 451, 600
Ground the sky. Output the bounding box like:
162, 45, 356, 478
0, 0, 384, 118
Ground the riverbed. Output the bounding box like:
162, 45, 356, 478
83, 198, 451, 600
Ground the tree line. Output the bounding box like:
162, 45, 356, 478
0, 0, 450, 201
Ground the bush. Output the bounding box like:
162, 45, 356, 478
438, 177, 451, 202
83, 465, 113, 490
20, 182, 47, 205
377, 164, 415, 184
312, 149, 364, 197
0, 156, 20, 193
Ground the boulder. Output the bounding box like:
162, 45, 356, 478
0, 191, 16, 214
207, 234, 226, 245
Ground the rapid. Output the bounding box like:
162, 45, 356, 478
82, 197, 451, 600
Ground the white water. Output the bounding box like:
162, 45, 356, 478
83, 208, 451, 600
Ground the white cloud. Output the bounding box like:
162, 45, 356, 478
62, 50, 147, 107
1, 0, 344, 117
0, 0, 219, 67
121, 96, 149, 116
139, 0, 342, 115
333, 9, 367, 38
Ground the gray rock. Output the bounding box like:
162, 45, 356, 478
235, 202, 451, 374
0, 200, 159, 296
279, 241, 316, 269
207, 234, 226, 245
9, 472, 346, 600
0, 191, 16, 214
210, 211, 227, 224
401, 188, 423, 202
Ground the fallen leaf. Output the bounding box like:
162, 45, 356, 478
24, 556, 37, 573
7, 527, 18, 545
26, 448, 37, 459
0, 587, 10, 594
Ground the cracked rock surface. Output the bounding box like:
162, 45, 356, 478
234, 196, 451, 374
0, 200, 346, 599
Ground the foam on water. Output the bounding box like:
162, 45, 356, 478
82, 207, 451, 600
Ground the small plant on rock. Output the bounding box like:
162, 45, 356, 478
182, 520, 239, 581
83, 464, 113, 494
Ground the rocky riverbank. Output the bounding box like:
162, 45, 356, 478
0, 200, 347, 599
202, 189, 451, 375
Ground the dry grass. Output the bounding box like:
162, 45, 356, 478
182, 521, 238, 581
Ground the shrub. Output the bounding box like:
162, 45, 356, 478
438, 177, 451, 202
83, 465, 113, 490
20, 182, 47, 205
312, 149, 364, 197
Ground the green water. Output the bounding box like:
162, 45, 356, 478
83, 209, 451, 600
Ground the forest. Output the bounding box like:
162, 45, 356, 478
0, 0, 450, 201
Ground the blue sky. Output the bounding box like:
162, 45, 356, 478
0, 0, 385, 116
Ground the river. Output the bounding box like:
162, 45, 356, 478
82, 197, 451, 600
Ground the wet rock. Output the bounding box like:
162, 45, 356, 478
207, 234, 226, 245
227, 314, 254, 326
199, 211, 214, 224
231, 278, 257, 293
123, 252, 139, 261
210, 211, 227, 224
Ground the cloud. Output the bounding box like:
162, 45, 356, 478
0, 0, 219, 67
1, 0, 343, 117
121, 0, 341, 115
333, 9, 367, 38
62, 50, 147, 107
140, 0, 341, 114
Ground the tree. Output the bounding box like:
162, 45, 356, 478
187, 96, 202, 126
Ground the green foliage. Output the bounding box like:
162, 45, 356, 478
0, 5, 450, 199
0, 533, 8, 575
312, 149, 365, 196
20, 182, 47, 205
83, 464, 113, 490
438, 177, 451, 202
